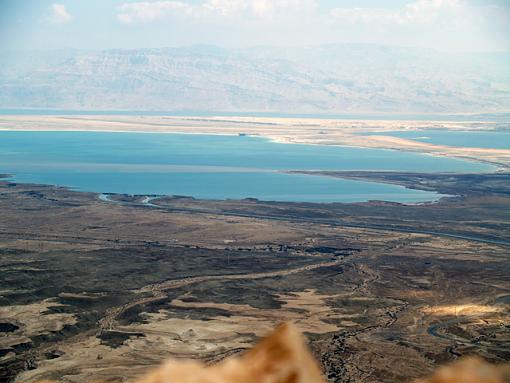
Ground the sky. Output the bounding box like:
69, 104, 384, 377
0, 0, 509, 52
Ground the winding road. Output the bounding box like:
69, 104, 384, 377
97, 193, 510, 353
98, 193, 510, 248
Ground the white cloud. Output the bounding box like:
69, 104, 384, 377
117, 0, 316, 23
324, 0, 510, 52
47, 3, 72, 24
215, 0, 316, 18
330, 0, 464, 25
117, 1, 191, 23
112, 0, 508, 51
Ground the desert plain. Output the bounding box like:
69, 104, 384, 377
0, 116, 509, 383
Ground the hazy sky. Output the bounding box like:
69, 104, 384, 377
1, 0, 509, 52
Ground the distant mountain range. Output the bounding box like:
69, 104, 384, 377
1, 44, 509, 113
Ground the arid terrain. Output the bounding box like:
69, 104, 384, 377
2, 0, 510, 381
1, 166, 509, 382
0, 115, 509, 382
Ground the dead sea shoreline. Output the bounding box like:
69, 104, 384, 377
0, 115, 509, 171
1, 155, 509, 383
0, 115, 510, 171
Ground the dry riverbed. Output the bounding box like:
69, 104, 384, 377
0, 116, 509, 382
0, 174, 508, 382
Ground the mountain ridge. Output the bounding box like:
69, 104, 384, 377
1, 44, 509, 113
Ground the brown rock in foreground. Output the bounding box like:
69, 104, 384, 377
132, 323, 325, 383
34, 324, 509, 383
415, 357, 510, 383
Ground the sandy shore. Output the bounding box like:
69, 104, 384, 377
0, 115, 509, 169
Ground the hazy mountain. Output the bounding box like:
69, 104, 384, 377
1, 44, 509, 113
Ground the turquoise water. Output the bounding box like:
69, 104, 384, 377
0, 131, 493, 203
368, 130, 510, 150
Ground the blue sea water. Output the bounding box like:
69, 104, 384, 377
0, 131, 494, 203
365, 130, 510, 150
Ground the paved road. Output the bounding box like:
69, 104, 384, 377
99, 194, 510, 248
